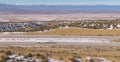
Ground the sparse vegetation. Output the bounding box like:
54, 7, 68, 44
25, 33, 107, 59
0, 19, 120, 32
0, 45, 119, 62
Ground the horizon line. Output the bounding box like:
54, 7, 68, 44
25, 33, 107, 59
1, 3, 120, 6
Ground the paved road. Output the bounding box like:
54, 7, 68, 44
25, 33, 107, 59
0, 35, 119, 47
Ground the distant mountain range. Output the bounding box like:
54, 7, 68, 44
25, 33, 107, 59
0, 3, 120, 14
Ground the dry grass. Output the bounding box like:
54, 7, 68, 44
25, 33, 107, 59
0, 45, 119, 62
26, 27, 120, 36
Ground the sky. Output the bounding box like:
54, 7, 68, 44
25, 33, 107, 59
0, 0, 120, 5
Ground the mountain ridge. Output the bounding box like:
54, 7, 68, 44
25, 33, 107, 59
0, 3, 120, 14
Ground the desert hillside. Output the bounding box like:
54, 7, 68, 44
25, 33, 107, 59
26, 27, 120, 36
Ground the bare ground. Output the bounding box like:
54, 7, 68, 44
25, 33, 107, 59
1, 13, 120, 22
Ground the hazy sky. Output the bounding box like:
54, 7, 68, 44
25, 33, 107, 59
0, 0, 120, 5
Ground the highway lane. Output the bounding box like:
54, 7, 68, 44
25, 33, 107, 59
0, 35, 119, 47
0, 42, 120, 47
